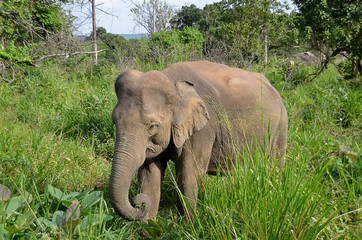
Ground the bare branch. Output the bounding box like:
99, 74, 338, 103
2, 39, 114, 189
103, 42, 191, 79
33, 49, 106, 64
96, 8, 120, 19
130, 0, 174, 35
305, 63, 327, 83
1, 61, 15, 83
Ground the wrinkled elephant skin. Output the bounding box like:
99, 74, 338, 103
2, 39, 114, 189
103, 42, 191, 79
109, 61, 288, 221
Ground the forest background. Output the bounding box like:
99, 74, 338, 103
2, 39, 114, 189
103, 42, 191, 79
0, 0, 361, 239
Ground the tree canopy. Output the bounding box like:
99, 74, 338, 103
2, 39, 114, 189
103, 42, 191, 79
293, 0, 361, 76
0, 0, 75, 66
0, 0, 360, 80
172, 0, 290, 66
170, 4, 203, 30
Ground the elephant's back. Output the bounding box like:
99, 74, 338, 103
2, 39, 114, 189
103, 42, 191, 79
163, 61, 285, 118
181, 61, 283, 110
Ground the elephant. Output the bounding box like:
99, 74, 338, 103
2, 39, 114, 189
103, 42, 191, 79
109, 61, 288, 221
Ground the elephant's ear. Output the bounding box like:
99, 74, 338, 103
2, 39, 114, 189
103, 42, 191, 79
172, 81, 210, 148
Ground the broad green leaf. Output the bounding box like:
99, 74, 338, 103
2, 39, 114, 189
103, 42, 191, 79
72, 188, 92, 202
5, 196, 26, 215
80, 191, 103, 209
0, 224, 10, 240
74, 214, 113, 234
17, 191, 33, 203
143, 219, 164, 236
52, 211, 65, 229
47, 185, 64, 200
15, 209, 37, 230
37, 217, 57, 231
5, 225, 21, 235
61, 192, 81, 206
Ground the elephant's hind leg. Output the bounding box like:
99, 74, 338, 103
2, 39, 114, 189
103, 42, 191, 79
273, 113, 288, 168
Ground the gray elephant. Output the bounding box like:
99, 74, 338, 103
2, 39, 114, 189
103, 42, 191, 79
109, 61, 288, 221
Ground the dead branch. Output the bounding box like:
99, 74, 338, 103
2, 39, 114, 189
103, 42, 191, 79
305, 61, 327, 83
1, 61, 15, 83
96, 7, 120, 20
32, 49, 106, 64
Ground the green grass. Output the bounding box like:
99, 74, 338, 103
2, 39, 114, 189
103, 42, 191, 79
0, 61, 361, 239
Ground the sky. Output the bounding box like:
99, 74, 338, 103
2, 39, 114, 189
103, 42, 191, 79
70, 0, 220, 35
70, 0, 294, 35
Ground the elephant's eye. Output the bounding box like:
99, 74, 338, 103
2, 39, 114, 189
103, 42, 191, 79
148, 123, 159, 134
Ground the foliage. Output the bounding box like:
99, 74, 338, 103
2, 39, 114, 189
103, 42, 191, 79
89, 27, 128, 62
0, 0, 73, 64
0, 183, 113, 238
338, 59, 358, 81
0, 41, 33, 65
170, 4, 203, 30
293, 0, 362, 77
150, 26, 204, 51
0, 0, 69, 42
134, 27, 205, 70
168, 0, 292, 67
221, 0, 290, 63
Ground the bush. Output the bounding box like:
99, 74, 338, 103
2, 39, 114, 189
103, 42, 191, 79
134, 27, 204, 70
337, 59, 358, 80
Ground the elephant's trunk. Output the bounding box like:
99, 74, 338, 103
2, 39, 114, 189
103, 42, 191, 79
109, 139, 150, 221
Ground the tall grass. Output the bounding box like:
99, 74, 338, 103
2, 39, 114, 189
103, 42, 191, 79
0, 61, 361, 239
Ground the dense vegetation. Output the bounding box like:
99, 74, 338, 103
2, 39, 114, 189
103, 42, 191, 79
1, 0, 361, 239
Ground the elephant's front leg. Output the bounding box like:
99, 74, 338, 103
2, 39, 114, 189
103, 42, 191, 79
175, 130, 215, 221
138, 157, 167, 220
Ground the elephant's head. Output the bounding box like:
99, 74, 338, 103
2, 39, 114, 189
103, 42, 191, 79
109, 70, 209, 220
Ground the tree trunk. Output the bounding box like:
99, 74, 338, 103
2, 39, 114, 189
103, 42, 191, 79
356, 58, 361, 78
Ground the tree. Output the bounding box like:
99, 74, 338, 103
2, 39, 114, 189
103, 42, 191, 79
0, 0, 68, 43
0, 0, 76, 81
0, 0, 108, 82
135, 26, 204, 69
197, 0, 289, 66
170, 4, 202, 30
293, 0, 361, 78
130, 0, 174, 35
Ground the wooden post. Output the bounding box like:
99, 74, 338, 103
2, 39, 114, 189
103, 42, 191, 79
263, 31, 268, 66
92, 0, 98, 65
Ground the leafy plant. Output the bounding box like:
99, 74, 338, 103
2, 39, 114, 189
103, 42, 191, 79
0, 183, 113, 239
293, 0, 362, 77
